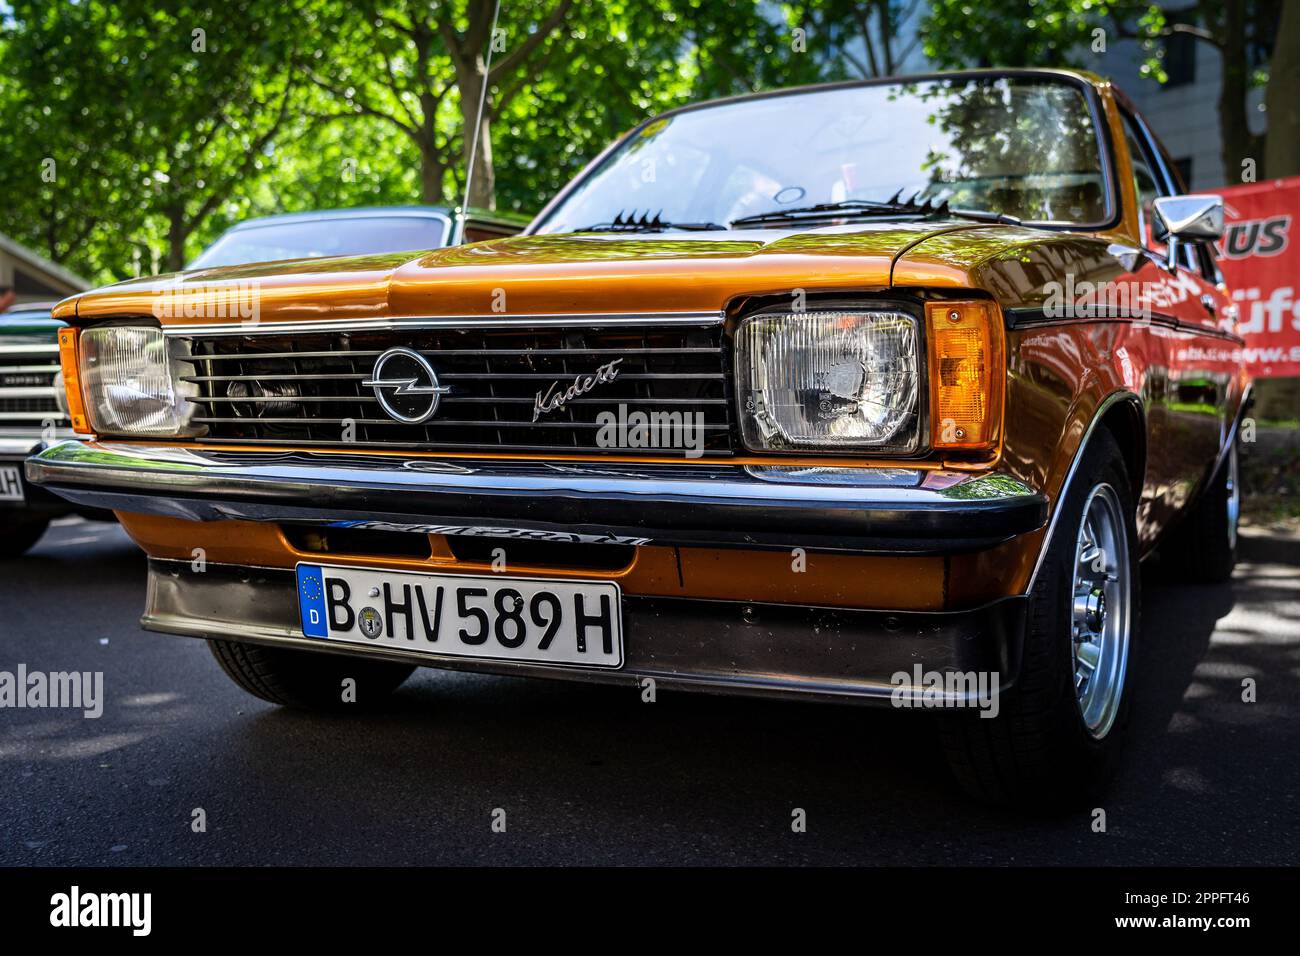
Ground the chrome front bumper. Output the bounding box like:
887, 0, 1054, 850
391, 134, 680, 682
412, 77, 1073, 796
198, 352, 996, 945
27, 441, 1047, 554
145, 558, 1027, 704
1, 435, 86, 515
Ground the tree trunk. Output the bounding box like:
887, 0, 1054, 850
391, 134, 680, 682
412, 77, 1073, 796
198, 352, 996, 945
166, 211, 188, 273
1264, 0, 1300, 179
1218, 0, 1263, 185
878, 2, 894, 75
46, 203, 60, 264
419, 137, 445, 205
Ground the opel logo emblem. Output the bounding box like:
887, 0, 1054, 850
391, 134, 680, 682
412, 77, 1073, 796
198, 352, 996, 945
363, 347, 450, 424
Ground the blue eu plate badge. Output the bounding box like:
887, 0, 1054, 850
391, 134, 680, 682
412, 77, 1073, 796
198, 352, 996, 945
297, 565, 328, 638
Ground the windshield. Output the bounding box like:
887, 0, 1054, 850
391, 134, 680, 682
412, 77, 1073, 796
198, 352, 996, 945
188, 214, 449, 269
536, 76, 1110, 233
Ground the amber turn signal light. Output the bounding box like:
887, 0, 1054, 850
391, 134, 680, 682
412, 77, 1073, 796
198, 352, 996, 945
57, 327, 92, 435
925, 301, 1004, 452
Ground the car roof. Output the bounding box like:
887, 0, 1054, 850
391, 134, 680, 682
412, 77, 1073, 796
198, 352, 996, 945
645, 67, 1105, 124
0, 301, 57, 315
224, 206, 455, 233
0, 302, 58, 332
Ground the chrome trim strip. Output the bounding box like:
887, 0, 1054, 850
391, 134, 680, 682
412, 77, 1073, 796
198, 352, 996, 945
162, 312, 726, 336
0, 343, 60, 355
28, 440, 1047, 554
0, 412, 63, 422
1025, 391, 1141, 593
1004, 306, 1246, 345
0, 437, 42, 457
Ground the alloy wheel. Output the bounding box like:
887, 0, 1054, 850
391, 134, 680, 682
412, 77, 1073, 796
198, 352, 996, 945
1071, 482, 1133, 739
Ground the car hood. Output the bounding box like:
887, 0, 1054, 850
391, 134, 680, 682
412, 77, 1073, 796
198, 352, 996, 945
55, 220, 1055, 325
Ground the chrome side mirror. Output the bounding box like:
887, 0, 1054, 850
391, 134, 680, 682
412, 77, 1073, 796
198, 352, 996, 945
1151, 194, 1224, 273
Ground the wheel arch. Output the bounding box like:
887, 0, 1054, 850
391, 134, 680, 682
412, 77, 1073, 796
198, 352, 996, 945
1026, 390, 1145, 593
1096, 393, 1146, 495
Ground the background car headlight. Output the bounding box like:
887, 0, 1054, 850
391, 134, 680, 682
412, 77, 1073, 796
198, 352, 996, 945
735, 309, 921, 453
79, 326, 201, 436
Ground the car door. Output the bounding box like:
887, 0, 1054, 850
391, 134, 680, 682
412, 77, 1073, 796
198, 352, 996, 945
1118, 106, 1235, 519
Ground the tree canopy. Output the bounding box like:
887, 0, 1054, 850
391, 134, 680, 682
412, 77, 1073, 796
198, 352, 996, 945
0, 0, 1293, 286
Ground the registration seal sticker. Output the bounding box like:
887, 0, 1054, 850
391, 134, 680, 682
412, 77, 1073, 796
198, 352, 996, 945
358, 607, 383, 639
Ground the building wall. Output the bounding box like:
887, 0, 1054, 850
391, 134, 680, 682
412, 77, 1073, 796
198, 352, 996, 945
1081, 26, 1268, 191
0, 240, 90, 305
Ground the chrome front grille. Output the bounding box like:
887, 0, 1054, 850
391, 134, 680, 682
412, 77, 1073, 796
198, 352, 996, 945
181, 321, 735, 455
0, 342, 64, 429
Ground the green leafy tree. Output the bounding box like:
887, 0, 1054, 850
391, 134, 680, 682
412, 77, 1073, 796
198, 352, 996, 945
1, 0, 313, 278
0, 0, 145, 279
305, 0, 578, 208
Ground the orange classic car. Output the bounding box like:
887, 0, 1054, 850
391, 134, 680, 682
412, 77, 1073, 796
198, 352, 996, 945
29, 69, 1248, 807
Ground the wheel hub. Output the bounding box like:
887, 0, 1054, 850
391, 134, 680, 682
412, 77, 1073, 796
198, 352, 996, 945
1071, 483, 1132, 739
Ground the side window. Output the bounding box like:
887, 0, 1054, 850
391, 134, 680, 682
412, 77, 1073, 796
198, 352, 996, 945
1121, 110, 1202, 273
1122, 115, 1165, 255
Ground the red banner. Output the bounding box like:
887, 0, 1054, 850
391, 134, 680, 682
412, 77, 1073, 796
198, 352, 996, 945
1217, 176, 1300, 378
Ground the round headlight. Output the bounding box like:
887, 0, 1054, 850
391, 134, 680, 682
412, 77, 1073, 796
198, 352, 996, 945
78, 326, 201, 436
735, 309, 921, 453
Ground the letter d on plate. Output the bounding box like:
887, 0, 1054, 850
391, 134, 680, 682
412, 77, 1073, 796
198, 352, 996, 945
297, 564, 328, 638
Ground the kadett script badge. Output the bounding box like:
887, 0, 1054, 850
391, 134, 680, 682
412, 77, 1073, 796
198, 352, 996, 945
533, 358, 623, 421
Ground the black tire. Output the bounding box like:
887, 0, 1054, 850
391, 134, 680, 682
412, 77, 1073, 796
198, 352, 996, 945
208, 639, 415, 711
1155, 438, 1239, 584
0, 516, 50, 558
939, 428, 1140, 810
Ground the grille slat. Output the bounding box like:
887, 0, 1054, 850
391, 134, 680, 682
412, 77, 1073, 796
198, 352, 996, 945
0, 410, 61, 421
435, 372, 722, 380
191, 417, 733, 429
183, 323, 734, 456
195, 437, 662, 453
187, 394, 726, 406
2, 364, 61, 374
189, 346, 717, 362
0, 386, 61, 399
0, 345, 65, 425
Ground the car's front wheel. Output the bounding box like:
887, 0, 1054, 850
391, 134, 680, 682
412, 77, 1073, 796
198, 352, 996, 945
208, 640, 415, 711
939, 428, 1139, 809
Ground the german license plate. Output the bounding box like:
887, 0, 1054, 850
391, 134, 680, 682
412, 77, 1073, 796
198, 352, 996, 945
0, 465, 24, 503
295, 563, 623, 668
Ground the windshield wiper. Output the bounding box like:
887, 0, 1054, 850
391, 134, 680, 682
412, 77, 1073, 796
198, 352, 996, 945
730, 197, 923, 227
730, 192, 1022, 228
943, 207, 1023, 226
573, 209, 726, 234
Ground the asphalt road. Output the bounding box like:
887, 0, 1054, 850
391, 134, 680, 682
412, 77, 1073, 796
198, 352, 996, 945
1, 517, 1297, 866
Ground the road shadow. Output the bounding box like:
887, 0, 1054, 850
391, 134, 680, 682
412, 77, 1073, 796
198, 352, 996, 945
4, 521, 1295, 865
